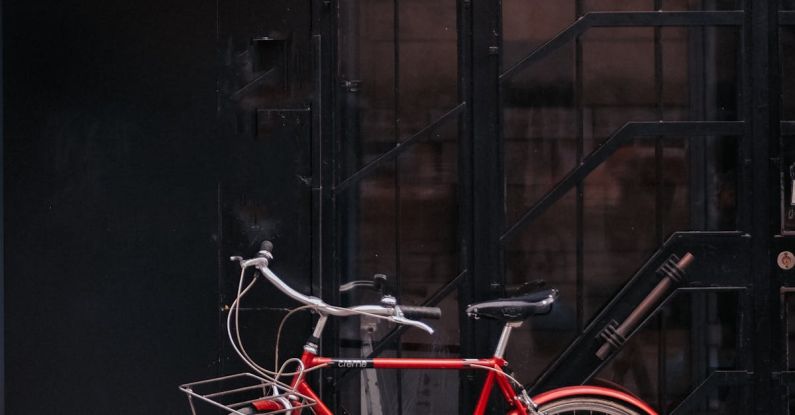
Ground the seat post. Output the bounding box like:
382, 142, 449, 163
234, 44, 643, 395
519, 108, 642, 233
494, 321, 523, 358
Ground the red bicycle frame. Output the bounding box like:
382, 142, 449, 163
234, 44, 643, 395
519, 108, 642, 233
286, 349, 530, 415
260, 349, 658, 415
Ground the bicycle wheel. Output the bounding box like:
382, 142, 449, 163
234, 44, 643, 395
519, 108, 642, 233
536, 396, 642, 415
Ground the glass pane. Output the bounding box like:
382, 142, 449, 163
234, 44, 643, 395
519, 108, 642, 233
504, 190, 578, 384
339, 0, 459, 176
337, 164, 398, 292
582, 27, 656, 152
338, 0, 396, 175
397, 122, 460, 415
502, 0, 576, 69
398, 0, 458, 138
335, 117, 460, 415
502, 26, 739, 228
661, 138, 692, 236
503, 45, 577, 224
398, 123, 460, 302
336, 164, 396, 413
582, 142, 659, 322
582, 136, 736, 321
656, 27, 743, 124
583, 27, 739, 136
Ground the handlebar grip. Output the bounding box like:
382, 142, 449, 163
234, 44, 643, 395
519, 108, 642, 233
258, 240, 274, 257
400, 306, 442, 320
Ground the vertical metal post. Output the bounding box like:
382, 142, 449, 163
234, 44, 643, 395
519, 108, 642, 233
337, 0, 361, 292
1, 1, 5, 409
769, 0, 785, 413
688, 8, 707, 230
737, 3, 755, 409
770, 0, 787, 411
652, 2, 667, 410
575, 0, 585, 336
313, 0, 339, 410
471, 0, 503, 412
686, 5, 709, 411
747, 0, 775, 413
392, 2, 404, 413
457, 0, 477, 412
654, 1, 664, 246
471, 0, 503, 302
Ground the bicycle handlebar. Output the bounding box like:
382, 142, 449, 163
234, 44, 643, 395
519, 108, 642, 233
233, 242, 437, 334
400, 305, 442, 320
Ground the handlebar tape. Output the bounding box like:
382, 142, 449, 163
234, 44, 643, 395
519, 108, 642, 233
400, 306, 442, 320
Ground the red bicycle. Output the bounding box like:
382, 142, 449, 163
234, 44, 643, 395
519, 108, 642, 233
180, 241, 657, 415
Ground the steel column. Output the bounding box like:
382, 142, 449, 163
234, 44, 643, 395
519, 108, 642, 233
312, 0, 339, 410
747, 0, 776, 414
470, 0, 504, 412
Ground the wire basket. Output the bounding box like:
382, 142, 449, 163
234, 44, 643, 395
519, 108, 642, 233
179, 372, 317, 415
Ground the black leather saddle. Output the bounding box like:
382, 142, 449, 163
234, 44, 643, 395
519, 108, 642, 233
465, 288, 559, 322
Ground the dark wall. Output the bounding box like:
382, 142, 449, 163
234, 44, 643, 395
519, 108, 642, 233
4, 0, 219, 413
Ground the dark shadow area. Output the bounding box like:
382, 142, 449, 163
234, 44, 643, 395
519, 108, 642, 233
4, 0, 218, 412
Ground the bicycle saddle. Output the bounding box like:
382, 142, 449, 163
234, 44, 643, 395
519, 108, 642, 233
465, 288, 558, 322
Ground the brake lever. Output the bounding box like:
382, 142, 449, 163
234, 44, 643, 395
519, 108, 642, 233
392, 316, 435, 335
339, 280, 377, 293
339, 274, 389, 295
391, 306, 434, 334
230, 256, 271, 269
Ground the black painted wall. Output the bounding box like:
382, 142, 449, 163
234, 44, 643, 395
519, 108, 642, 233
4, 0, 219, 413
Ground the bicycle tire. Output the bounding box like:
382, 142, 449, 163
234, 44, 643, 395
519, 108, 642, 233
536, 396, 643, 415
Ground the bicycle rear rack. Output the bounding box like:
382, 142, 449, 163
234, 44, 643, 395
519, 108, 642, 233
179, 373, 317, 415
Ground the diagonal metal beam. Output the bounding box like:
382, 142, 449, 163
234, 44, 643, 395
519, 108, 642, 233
500, 121, 745, 243
668, 371, 752, 415
230, 67, 279, 100
334, 102, 466, 193
501, 11, 744, 81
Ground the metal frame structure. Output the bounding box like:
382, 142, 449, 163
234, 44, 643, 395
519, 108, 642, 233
296, 0, 795, 413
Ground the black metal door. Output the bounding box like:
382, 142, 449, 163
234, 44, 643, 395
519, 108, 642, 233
216, 0, 795, 413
